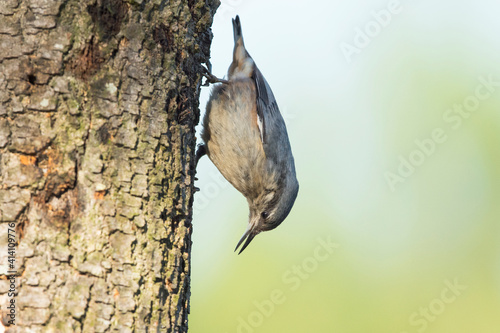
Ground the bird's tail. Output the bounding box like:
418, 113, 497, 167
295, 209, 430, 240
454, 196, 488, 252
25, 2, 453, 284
229, 15, 253, 79
232, 15, 243, 44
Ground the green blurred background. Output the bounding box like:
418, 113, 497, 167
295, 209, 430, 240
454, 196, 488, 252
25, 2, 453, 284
191, 0, 500, 332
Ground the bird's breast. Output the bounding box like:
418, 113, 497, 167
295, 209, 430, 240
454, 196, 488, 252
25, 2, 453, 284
204, 81, 269, 198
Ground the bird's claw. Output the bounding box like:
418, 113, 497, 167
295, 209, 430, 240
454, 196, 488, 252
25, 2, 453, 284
201, 66, 229, 86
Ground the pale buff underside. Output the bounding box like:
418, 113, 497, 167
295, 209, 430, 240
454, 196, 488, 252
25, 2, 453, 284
203, 80, 272, 200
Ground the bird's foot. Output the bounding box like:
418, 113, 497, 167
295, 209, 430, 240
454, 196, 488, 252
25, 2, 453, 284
201, 65, 229, 86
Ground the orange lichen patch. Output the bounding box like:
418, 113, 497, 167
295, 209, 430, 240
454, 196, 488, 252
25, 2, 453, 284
38, 146, 62, 175
20, 155, 37, 165
94, 191, 106, 200
113, 288, 120, 298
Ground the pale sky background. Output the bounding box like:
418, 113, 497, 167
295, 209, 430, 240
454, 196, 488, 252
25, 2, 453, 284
191, 1, 500, 332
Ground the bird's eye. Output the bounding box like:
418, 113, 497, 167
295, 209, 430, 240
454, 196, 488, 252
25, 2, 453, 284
261, 211, 269, 219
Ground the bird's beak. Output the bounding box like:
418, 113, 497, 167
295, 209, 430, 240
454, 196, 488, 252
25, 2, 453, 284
234, 223, 259, 255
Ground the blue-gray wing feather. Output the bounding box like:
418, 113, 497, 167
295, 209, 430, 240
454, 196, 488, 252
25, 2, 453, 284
251, 66, 292, 165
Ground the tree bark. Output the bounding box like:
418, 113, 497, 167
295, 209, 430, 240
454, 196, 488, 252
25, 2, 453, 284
0, 0, 219, 331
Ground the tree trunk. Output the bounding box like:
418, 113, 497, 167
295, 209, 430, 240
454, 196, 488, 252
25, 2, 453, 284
0, 0, 218, 331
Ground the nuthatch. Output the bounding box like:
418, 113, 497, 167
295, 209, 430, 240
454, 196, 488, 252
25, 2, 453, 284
197, 15, 299, 254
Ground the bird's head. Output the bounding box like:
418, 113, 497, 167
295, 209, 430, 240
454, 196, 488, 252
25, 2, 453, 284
235, 178, 299, 254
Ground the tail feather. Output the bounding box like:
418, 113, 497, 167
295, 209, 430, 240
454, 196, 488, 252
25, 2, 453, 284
232, 15, 242, 43
228, 15, 253, 79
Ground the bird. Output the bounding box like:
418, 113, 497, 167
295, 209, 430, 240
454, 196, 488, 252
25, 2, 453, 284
197, 15, 299, 254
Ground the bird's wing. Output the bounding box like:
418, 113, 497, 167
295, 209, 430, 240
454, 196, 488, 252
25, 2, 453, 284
252, 66, 279, 145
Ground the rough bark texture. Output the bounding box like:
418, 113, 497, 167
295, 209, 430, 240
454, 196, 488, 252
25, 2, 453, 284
0, 0, 219, 331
